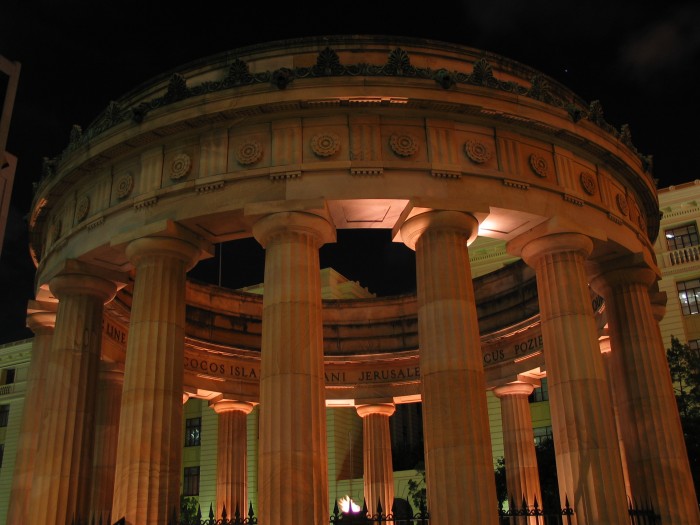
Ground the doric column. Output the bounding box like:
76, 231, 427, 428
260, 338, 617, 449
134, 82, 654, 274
28, 262, 120, 524
7, 300, 56, 522
591, 265, 700, 524
89, 362, 124, 522
400, 210, 497, 525
211, 399, 254, 518
252, 211, 335, 525
493, 382, 542, 509
111, 232, 205, 524
517, 233, 628, 525
356, 403, 395, 516
599, 337, 632, 499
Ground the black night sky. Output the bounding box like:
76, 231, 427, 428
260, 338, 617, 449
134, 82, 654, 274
1, 0, 699, 343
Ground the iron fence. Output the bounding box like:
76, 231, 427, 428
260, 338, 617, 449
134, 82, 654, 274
497, 496, 573, 525
85, 497, 663, 525
330, 498, 429, 524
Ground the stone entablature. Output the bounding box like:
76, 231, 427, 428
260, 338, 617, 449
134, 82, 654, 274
95, 260, 594, 404
29, 37, 657, 290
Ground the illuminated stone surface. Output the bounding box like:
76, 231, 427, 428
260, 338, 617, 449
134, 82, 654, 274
18, 36, 691, 525
356, 403, 395, 515
591, 265, 700, 525
515, 232, 629, 525
401, 210, 498, 525
211, 399, 254, 518
493, 381, 542, 511
253, 211, 335, 525
6, 301, 56, 523
28, 263, 119, 524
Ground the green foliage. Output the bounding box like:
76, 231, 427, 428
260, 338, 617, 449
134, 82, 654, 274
666, 336, 700, 498
180, 495, 200, 523
405, 465, 427, 512
494, 456, 508, 506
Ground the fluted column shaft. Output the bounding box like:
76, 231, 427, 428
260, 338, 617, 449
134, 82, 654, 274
253, 212, 335, 525
356, 404, 395, 515
599, 339, 632, 499
28, 268, 118, 524
111, 236, 202, 524
520, 233, 628, 525
591, 267, 700, 524
90, 363, 124, 522
401, 211, 497, 525
211, 399, 254, 518
493, 382, 542, 508
7, 301, 56, 522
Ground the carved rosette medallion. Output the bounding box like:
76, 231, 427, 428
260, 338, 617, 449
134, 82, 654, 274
170, 153, 192, 180
76, 196, 90, 222
616, 193, 629, 216
235, 141, 263, 165
116, 173, 134, 199
528, 154, 549, 177
464, 140, 492, 163
389, 134, 419, 157
579, 171, 597, 195
310, 133, 340, 157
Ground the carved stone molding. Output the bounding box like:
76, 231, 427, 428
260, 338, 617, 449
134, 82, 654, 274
76, 196, 90, 222
464, 140, 492, 164
170, 153, 192, 180
134, 196, 158, 210
616, 193, 629, 216
431, 170, 461, 179
86, 217, 105, 230
389, 134, 419, 157
528, 154, 549, 177
310, 133, 341, 157
563, 193, 584, 206
503, 179, 529, 190
235, 141, 263, 166
579, 171, 597, 195
350, 167, 384, 176
270, 171, 301, 180
115, 173, 134, 199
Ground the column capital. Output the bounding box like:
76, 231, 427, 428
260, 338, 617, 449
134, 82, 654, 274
49, 268, 120, 304
126, 235, 204, 271
493, 381, 535, 398
518, 232, 593, 267
26, 299, 57, 334
210, 399, 255, 415
356, 403, 396, 418
649, 288, 668, 322
251, 211, 336, 249
399, 210, 478, 250
589, 265, 657, 297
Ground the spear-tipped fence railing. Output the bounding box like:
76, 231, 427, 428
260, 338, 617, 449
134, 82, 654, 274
497, 495, 574, 525
330, 498, 429, 524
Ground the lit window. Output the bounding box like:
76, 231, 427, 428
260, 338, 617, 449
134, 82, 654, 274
183, 466, 200, 496
677, 279, 700, 315
665, 223, 700, 251
0, 405, 9, 427
185, 417, 201, 447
